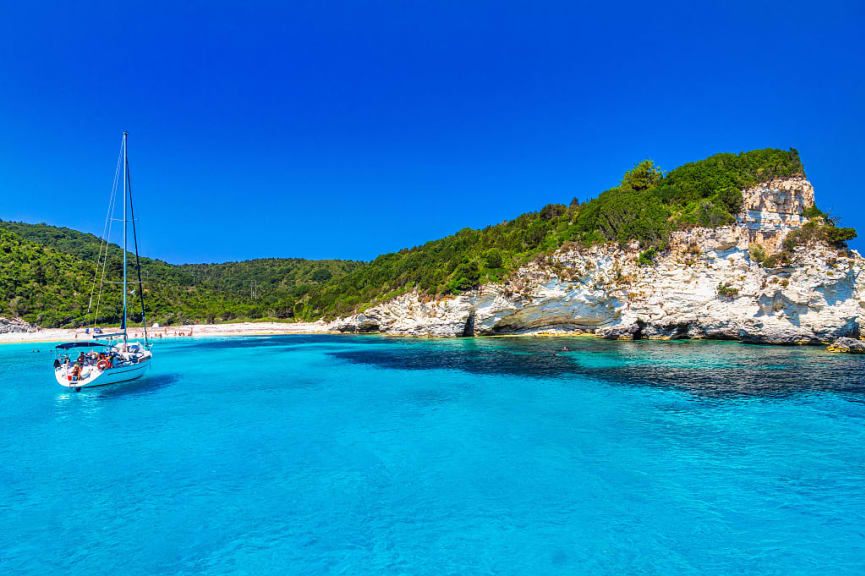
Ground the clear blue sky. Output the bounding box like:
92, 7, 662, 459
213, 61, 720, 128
1, 1, 863, 263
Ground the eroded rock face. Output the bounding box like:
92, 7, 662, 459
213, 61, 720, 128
0, 317, 38, 334
737, 176, 814, 252
332, 177, 865, 344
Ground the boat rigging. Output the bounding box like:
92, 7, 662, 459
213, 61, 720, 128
53, 132, 153, 390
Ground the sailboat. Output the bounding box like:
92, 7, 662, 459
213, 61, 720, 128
54, 132, 153, 390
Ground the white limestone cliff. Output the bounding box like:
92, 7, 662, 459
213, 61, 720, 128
0, 317, 38, 334
331, 177, 864, 343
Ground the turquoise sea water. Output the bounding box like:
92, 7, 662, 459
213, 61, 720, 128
1, 335, 864, 575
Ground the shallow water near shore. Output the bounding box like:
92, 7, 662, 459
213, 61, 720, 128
1, 335, 864, 575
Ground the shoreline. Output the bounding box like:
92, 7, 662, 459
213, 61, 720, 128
0, 322, 851, 348
0, 321, 336, 345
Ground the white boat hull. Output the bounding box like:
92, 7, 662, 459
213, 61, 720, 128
55, 356, 152, 389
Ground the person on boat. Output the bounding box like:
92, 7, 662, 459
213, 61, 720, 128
53, 358, 61, 369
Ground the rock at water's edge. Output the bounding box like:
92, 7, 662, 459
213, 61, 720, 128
826, 337, 865, 354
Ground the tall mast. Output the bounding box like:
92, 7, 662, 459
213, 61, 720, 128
122, 131, 128, 343
127, 143, 150, 346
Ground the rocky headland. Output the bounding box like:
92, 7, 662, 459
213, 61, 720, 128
332, 177, 864, 344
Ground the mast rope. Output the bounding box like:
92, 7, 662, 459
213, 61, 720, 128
126, 155, 149, 345
89, 139, 124, 329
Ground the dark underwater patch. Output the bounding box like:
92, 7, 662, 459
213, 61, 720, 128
329, 338, 865, 399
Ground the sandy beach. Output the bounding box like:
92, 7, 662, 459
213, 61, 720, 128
0, 321, 335, 345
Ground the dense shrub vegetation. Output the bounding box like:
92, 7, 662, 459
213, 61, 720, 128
299, 148, 810, 318
0, 222, 360, 326
0, 229, 97, 326
1, 147, 854, 326
716, 282, 740, 299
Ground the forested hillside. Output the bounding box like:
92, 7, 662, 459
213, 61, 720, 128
2, 148, 855, 327
0, 222, 360, 327
298, 148, 849, 318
